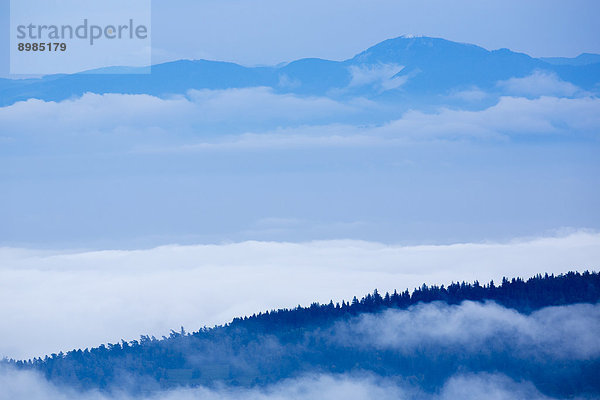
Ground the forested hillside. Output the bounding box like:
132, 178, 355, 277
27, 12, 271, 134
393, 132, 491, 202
4, 271, 600, 398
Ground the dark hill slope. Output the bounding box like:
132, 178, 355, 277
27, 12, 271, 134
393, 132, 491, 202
5, 271, 600, 397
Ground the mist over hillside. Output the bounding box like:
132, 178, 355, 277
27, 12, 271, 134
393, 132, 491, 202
3, 271, 600, 399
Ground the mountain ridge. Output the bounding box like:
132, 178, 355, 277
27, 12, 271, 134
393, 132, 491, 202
1, 36, 599, 106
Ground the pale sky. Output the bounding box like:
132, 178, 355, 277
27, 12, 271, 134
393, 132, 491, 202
150, 0, 600, 64
1, 0, 600, 76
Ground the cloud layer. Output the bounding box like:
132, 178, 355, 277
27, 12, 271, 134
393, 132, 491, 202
497, 71, 584, 98
1, 88, 598, 155
336, 301, 600, 360
0, 369, 569, 400
2, 86, 597, 248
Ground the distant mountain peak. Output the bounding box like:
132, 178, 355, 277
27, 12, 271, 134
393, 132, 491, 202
348, 35, 490, 65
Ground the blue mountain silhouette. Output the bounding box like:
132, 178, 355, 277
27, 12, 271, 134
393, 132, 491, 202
1, 36, 598, 105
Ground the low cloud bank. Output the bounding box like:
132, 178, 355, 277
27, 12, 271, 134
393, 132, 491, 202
334, 301, 600, 361
0, 369, 554, 400
497, 71, 585, 98
1, 90, 598, 155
